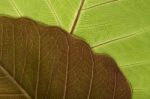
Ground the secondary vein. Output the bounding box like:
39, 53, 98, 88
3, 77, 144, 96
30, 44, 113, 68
9, 0, 23, 16
0, 65, 32, 99
82, 0, 119, 10
45, 0, 61, 26
113, 72, 117, 99
35, 27, 41, 99
87, 51, 94, 99
63, 35, 70, 99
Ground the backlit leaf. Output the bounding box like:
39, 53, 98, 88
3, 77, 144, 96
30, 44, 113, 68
0, 0, 150, 98
0, 16, 131, 99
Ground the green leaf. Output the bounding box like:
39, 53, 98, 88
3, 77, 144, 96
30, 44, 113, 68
0, 0, 150, 98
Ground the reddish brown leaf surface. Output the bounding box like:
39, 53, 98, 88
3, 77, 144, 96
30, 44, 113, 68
0, 16, 131, 99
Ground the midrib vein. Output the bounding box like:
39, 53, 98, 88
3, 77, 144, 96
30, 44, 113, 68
0, 65, 32, 99
70, 0, 119, 34
70, 0, 85, 34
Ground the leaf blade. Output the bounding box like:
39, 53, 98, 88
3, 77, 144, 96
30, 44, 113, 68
0, 16, 131, 99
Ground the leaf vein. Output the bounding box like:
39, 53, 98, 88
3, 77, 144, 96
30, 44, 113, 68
0, 24, 3, 60
45, 37, 59, 98
0, 65, 32, 99
9, 0, 23, 16
0, 93, 25, 96
63, 35, 70, 99
45, 0, 61, 26
87, 51, 94, 99
12, 24, 16, 77
82, 0, 119, 11
120, 59, 150, 68
35, 26, 41, 99
20, 31, 28, 83
70, 0, 85, 34
113, 73, 117, 99
92, 26, 150, 49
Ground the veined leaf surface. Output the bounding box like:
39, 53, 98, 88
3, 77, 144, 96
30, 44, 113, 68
0, 16, 131, 99
0, 0, 150, 98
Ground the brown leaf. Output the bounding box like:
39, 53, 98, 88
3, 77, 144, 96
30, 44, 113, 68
0, 16, 131, 99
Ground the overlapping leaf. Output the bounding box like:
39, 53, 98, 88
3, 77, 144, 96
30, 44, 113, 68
0, 0, 150, 98
0, 16, 131, 99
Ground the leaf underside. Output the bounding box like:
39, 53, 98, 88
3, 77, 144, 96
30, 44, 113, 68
0, 16, 131, 99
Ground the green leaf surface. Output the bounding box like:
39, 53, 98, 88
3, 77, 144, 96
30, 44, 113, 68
0, 0, 150, 98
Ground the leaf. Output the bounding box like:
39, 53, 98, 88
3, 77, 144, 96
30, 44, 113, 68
0, 0, 150, 98
0, 16, 131, 99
